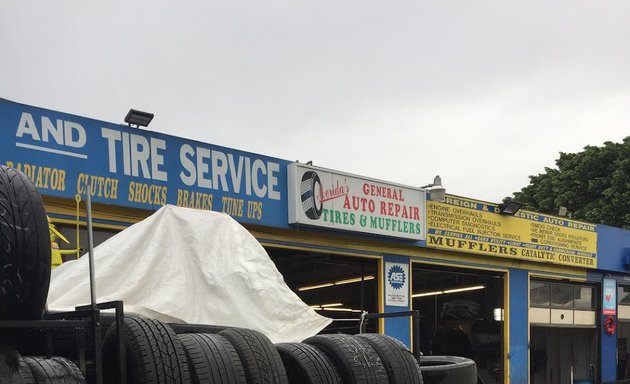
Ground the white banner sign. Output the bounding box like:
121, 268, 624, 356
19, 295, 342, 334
385, 262, 409, 307
288, 163, 426, 240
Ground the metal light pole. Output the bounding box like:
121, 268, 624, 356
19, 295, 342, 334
86, 184, 97, 309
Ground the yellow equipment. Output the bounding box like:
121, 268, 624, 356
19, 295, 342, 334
49, 216, 80, 269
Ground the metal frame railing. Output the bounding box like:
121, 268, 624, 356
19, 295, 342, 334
0, 300, 126, 384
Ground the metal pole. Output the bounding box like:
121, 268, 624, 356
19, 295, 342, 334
86, 185, 97, 309
412, 310, 421, 362
75, 194, 81, 260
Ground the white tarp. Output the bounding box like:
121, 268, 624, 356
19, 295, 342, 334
47, 205, 331, 343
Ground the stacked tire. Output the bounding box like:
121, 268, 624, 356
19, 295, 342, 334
275, 333, 477, 384
275, 333, 425, 384
301, 334, 389, 383
101, 320, 292, 384
0, 346, 35, 383
356, 333, 423, 384
97, 316, 477, 383
0, 346, 86, 383
0, 165, 51, 321
176, 327, 288, 384
419, 356, 477, 384
23, 356, 86, 383
217, 328, 287, 384
179, 333, 246, 384
0, 166, 85, 382
102, 317, 191, 383
276, 342, 342, 384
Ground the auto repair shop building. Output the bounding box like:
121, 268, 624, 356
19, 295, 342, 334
1, 98, 629, 384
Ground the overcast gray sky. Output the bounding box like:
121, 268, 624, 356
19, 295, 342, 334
2, 1, 629, 203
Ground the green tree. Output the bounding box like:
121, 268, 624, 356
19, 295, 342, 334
514, 136, 630, 229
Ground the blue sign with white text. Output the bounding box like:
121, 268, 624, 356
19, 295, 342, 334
0, 98, 290, 227
603, 278, 616, 316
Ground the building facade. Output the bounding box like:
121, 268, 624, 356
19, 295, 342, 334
1, 98, 627, 384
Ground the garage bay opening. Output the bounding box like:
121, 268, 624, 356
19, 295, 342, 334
268, 248, 380, 333
412, 263, 505, 384
530, 280, 598, 384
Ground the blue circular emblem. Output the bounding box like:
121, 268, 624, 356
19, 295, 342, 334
387, 265, 405, 290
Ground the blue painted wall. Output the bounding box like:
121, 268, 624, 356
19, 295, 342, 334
596, 225, 630, 272
596, 225, 630, 381
509, 268, 529, 384
601, 305, 617, 382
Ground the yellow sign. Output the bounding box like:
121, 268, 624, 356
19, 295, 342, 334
426, 196, 597, 268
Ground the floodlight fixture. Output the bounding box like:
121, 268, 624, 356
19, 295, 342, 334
125, 109, 154, 128
421, 175, 446, 202
498, 198, 523, 215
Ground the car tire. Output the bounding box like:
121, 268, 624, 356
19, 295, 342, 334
356, 333, 423, 384
419, 356, 476, 384
219, 328, 288, 384
0, 165, 51, 320
179, 333, 246, 384
23, 356, 85, 383
102, 317, 190, 384
0, 347, 35, 384
304, 334, 389, 384
299, 171, 323, 220
275, 342, 342, 384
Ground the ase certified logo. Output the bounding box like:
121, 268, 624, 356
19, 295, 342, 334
387, 265, 406, 290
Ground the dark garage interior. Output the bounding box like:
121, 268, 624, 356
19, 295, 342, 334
268, 247, 380, 333
413, 264, 505, 384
